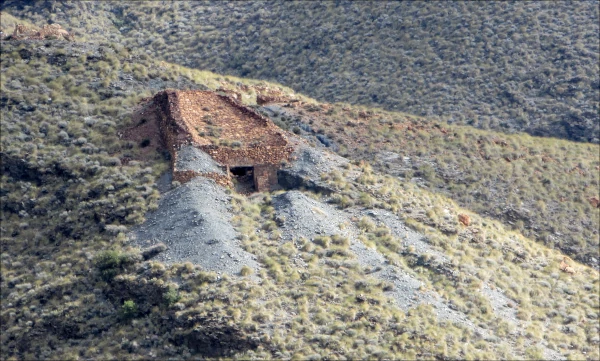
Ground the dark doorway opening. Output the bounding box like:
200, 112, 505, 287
230, 166, 255, 193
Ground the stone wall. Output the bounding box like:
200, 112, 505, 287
201, 144, 293, 167
173, 170, 232, 188
151, 89, 293, 191
254, 165, 279, 192
154, 90, 191, 155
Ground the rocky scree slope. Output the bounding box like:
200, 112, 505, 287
131, 176, 260, 276
225, 144, 598, 360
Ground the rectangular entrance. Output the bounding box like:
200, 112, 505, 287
230, 166, 255, 193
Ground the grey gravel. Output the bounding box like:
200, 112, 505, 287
360, 208, 449, 263
129, 177, 260, 276
285, 140, 348, 180
175, 145, 225, 174
272, 190, 344, 240
272, 190, 482, 327
155, 171, 172, 193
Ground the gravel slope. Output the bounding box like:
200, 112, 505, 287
271, 189, 563, 359
129, 140, 563, 359
273, 191, 478, 324
175, 145, 225, 174
130, 177, 260, 276
285, 139, 349, 179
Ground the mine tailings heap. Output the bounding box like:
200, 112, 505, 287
154, 90, 293, 192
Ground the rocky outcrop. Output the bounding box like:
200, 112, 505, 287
169, 317, 259, 357
277, 169, 334, 195
254, 85, 294, 105
8, 24, 74, 41
559, 257, 577, 274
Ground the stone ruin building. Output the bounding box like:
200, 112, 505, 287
150, 90, 294, 192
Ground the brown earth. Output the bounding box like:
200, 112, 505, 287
458, 214, 471, 227
4, 23, 74, 41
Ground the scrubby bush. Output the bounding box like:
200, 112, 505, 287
94, 250, 134, 281
119, 300, 139, 320
240, 265, 254, 276
1, 9, 598, 361
163, 286, 181, 306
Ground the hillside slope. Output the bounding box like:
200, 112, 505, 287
1, 11, 599, 361
256, 98, 600, 269
2, 1, 598, 142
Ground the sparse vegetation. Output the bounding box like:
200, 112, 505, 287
6, 1, 596, 142
0, 5, 598, 361
283, 101, 600, 268
94, 250, 135, 281
312, 163, 600, 361
0, 36, 274, 360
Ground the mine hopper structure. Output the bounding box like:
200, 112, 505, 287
153, 90, 294, 192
